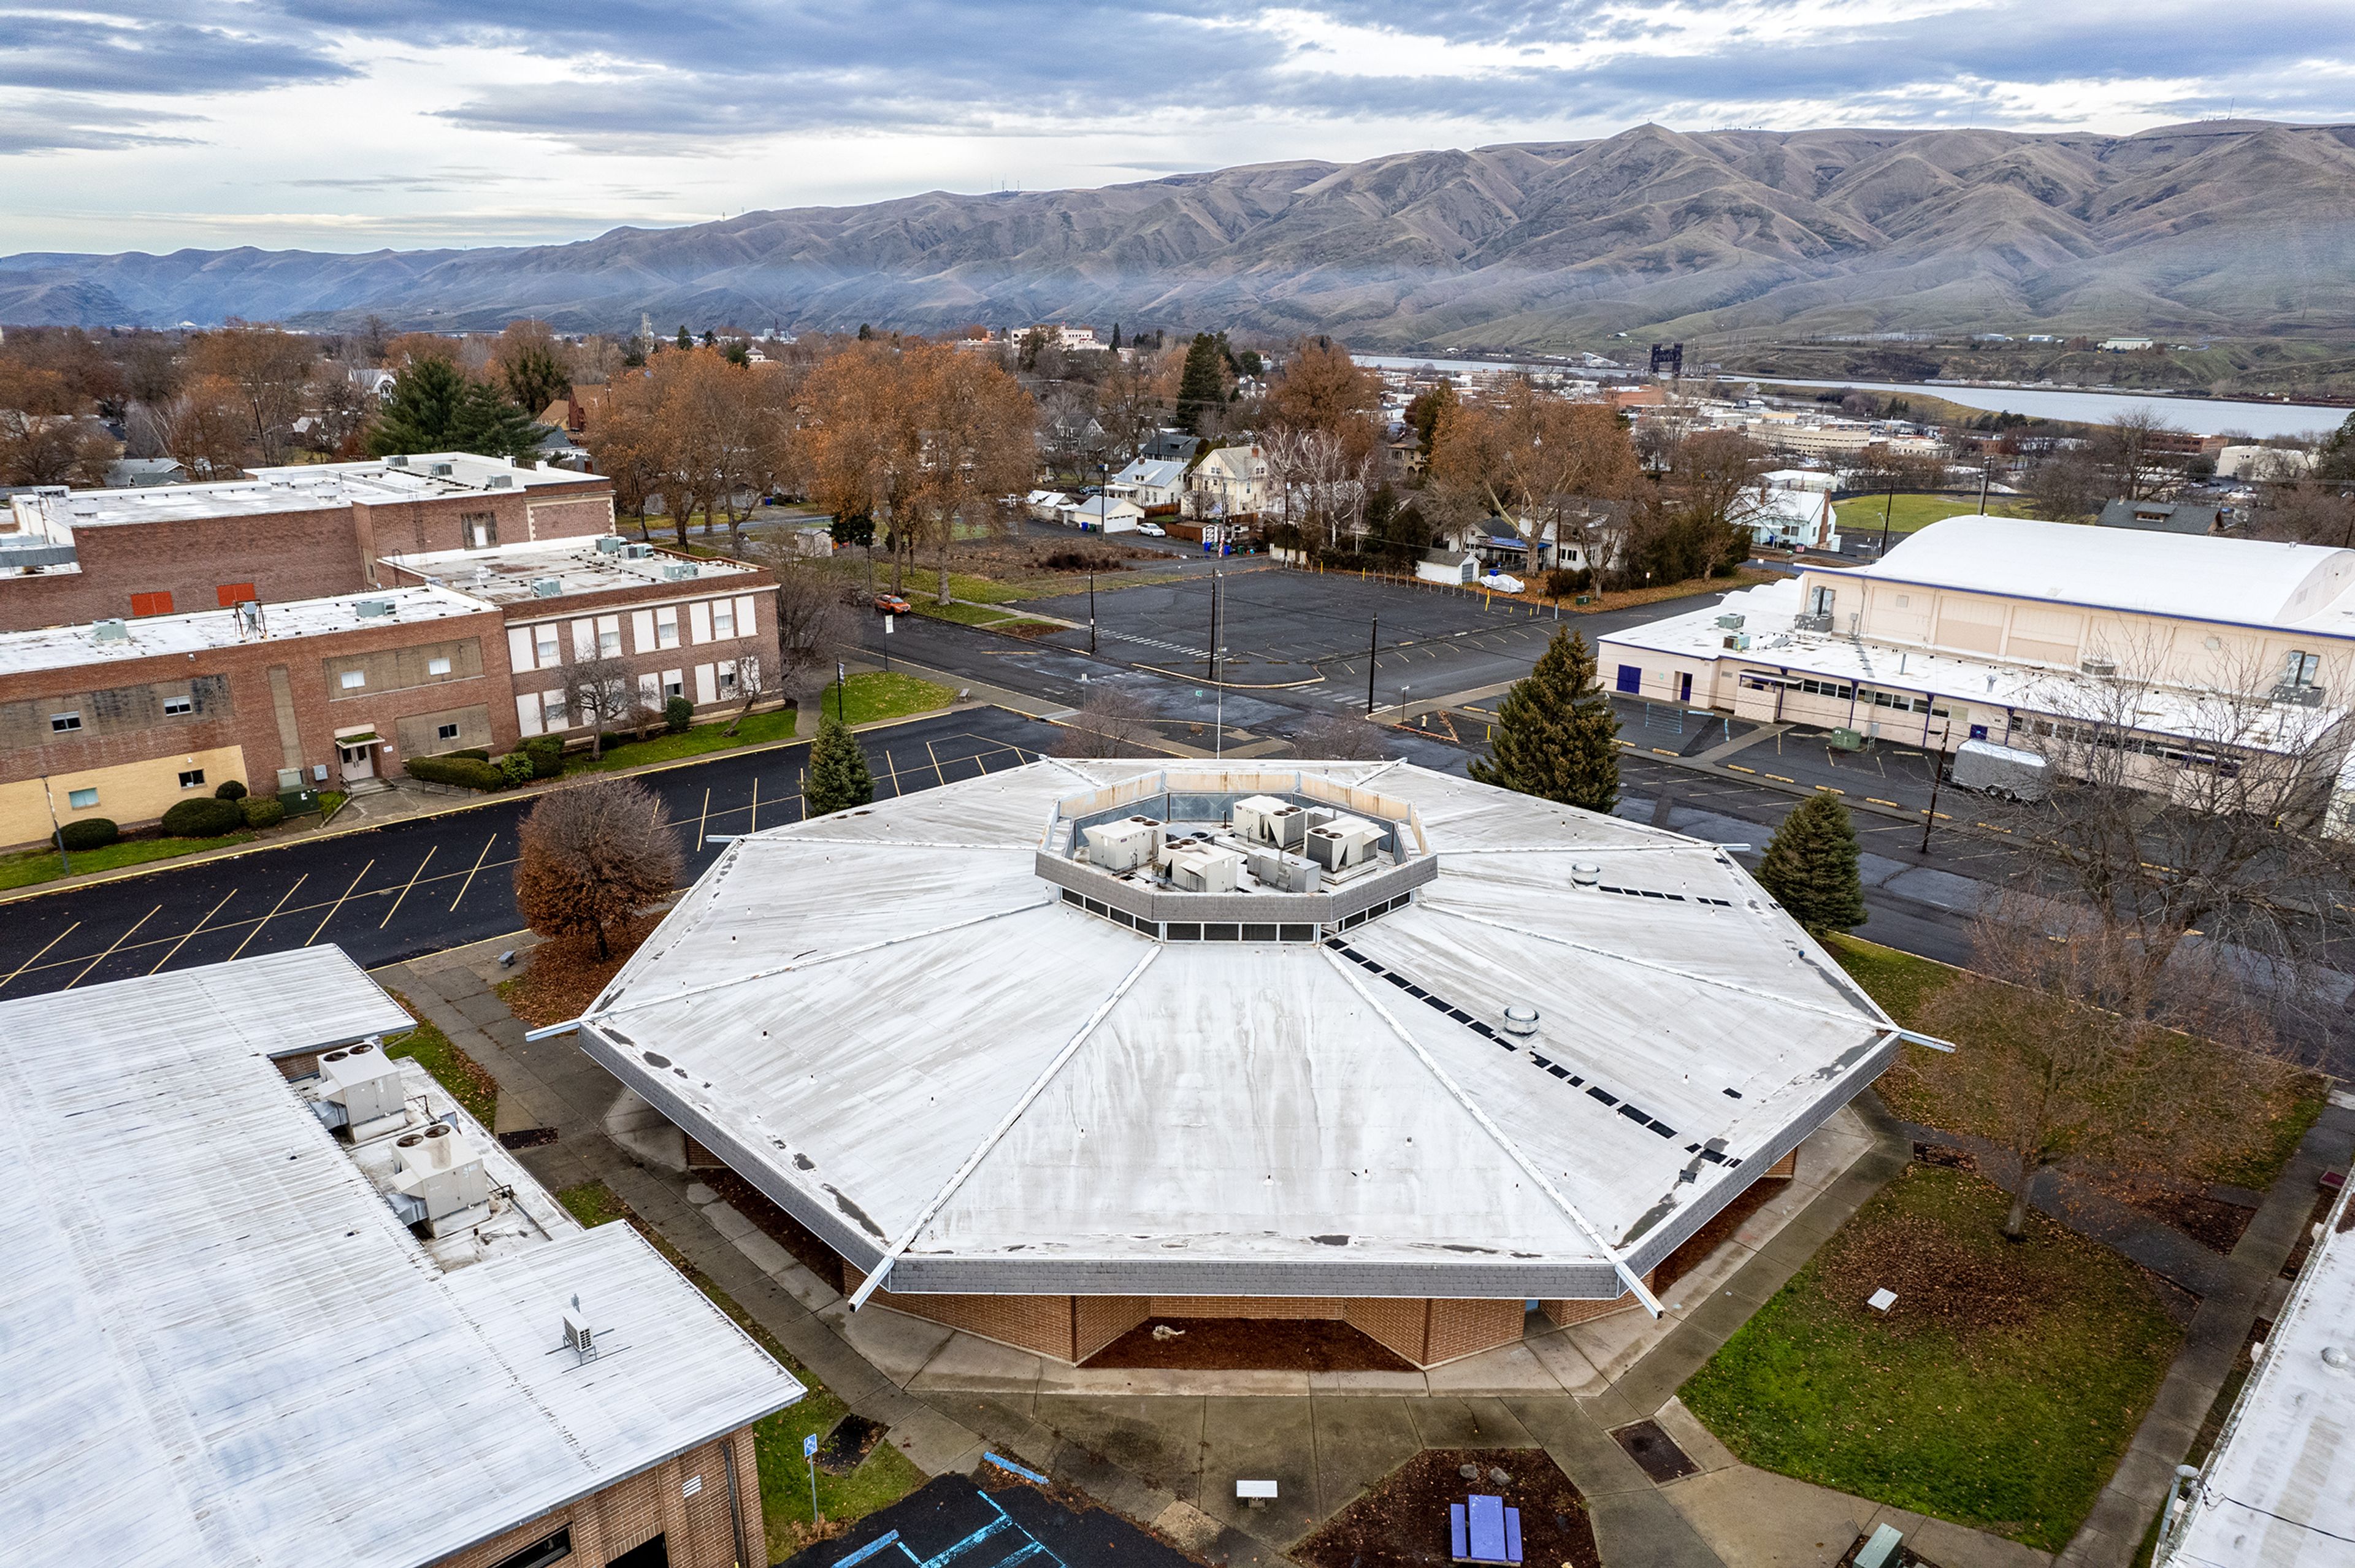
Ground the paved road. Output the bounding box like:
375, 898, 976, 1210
0, 709, 1060, 1001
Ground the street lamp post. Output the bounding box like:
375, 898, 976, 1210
1089, 568, 1098, 655
1365, 616, 1378, 714
1920, 721, 1952, 854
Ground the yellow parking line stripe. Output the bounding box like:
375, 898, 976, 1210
229, 876, 306, 960
66, 906, 160, 989
305, 860, 375, 945
0, 920, 78, 993
378, 847, 437, 929
151, 889, 239, 973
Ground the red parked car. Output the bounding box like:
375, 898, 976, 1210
873, 593, 912, 614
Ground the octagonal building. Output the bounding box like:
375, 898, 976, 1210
575, 761, 1902, 1367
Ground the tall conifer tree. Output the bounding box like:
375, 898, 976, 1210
1469, 629, 1620, 812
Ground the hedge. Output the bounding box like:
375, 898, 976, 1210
59, 817, 118, 851
450, 748, 491, 761
497, 752, 535, 786
240, 797, 286, 830
162, 797, 245, 836
213, 779, 248, 801
522, 735, 565, 778
404, 755, 507, 790
664, 696, 694, 733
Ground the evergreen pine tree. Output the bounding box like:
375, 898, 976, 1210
1109, 323, 1123, 351
367, 361, 546, 461
1468, 628, 1620, 813
804, 713, 874, 817
1176, 332, 1226, 434
676, 324, 692, 349
1753, 793, 1866, 932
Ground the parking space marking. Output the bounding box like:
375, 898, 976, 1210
378, 847, 437, 929
150, 889, 239, 974
229, 875, 308, 960
304, 860, 375, 946
694, 787, 712, 852
66, 906, 161, 989
0, 920, 78, 995
450, 836, 499, 911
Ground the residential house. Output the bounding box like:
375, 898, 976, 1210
1059, 495, 1145, 533
1108, 457, 1187, 510
102, 457, 188, 488
2096, 498, 2226, 535
1141, 429, 1204, 464
1187, 444, 1271, 520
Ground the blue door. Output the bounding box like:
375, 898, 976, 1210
1616, 664, 1642, 695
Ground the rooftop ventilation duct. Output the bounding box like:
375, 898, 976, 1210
1570, 862, 1601, 888
429, 462, 454, 477
487, 475, 511, 489
530, 577, 564, 599
384, 454, 410, 468
1501, 1004, 1540, 1038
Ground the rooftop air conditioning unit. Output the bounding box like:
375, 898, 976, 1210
90, 618, 129, 642
1303, 814, 1382, 873
1724, 632, 1751, 651
661, 561, 697, 581
624, 543, 655, 559
1082, 817, 1162, 874
1170, 845, 1243, 894
385, 454, 409, 468
594, 535, 624, 554
1714, 613, 1746, 630
1247, 846, 1319, 894
1232, 794, 1306, 849
1793, 613, 1832, 633
2273, 684, 2324, 707
2080, 657, 2118, 677
312, 1041, 407, 1137
388, 1122, 491, 1234
530, 577, 564, 599
429, 462, 454, 477
488, 475, 511, 489
354, 598, 396, 618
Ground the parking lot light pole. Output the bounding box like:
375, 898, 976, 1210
1089, 568, 1098, 655
1920, 721, 1951, 854
1365, 616, 1377, 714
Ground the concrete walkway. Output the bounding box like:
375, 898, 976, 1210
2054, 1103, 2355, 1568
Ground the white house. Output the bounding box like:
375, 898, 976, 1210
1108, 458, 1187, 510
1416, 548, 1480, 585
1739, 483, 1840, 551
1024, 488, 1072, 520
1059, 495, 1145, 532
1188, 445, 1271, 519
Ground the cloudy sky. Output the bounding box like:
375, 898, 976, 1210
4, 0, 2351, 255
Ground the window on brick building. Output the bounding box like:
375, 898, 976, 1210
654, 606, 680, 649
50, 711, 82, 733
664, 676, 684, 699
427, 657, 452, 677
464, 512, 497, 549
712, 600, 736, 639
163, 695, 194, 716
340, 670, 366, 690
484, 1527, 571, 1568
216, 583, 257, 606
178, 769, 205, 789
68, 787, 99, 808
129, 591, 174, 617
535, 627, 561, 668
437, 722, 459, 741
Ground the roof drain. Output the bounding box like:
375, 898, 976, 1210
1570, 862, 1601, 888
1501, 1004, 1541, 1038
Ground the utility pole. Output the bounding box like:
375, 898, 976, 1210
1978, 457, 1991, 515
1920, 721, 1951, 854
1365, 616, 1378, 714
1212, 567, 1227, 761
40, 774, 68, 876
1089, 568, 1098, 655
1206, 563, 1220, 684
1880, 473, 1898, 556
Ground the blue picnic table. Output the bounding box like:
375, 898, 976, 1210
1449, 1493, 1522, 1566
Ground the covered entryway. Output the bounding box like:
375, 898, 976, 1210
334, 730, 379, 781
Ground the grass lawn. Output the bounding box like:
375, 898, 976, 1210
0, 828, 256, 891
1833, 493, 2034, 537
1681, 1164, 2183, 1551
806, 670, 958, 727
565, 708, 798, 774
555, 1180, 923, 1558
1823, 933, 2324, 1190
381, 992, 500, 1127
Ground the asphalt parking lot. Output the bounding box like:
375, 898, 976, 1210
0, 708, 1061, 1001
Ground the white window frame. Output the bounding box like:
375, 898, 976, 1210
654, 606, 680, 649
163, 695, 194, 716
339, 670, 366, 690
67, 787, 99, 809
534, 627, 561, 669
50, 711, 82, 733
427, 656, 452, 678
178, 769, 205, 789
711, 599, 736, 640
596, 615, 622, 658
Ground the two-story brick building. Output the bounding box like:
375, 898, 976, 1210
0, 454, 613, 632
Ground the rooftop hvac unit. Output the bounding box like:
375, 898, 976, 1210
2080, 657, 2118, 677
388, 1122, 491, 1233
661, 561, 697, 581
2273, 683, 2324, 707
1303, 814, 1382, 873
1082, 816, 1162, 874
1232, 794, 1307, 849
488, 475, 511, 488
1723, 633, 1750, 651
1714, 613, 1746, 630
90, 618, 129, 643
563, 1295, 598, 1363
595, 535, 624, 554
429, 462, 454, 477
385, 454, 409, 468
354, 597, 396, 618
624, 543, 655, 559
530, 577, 564, 598
1247, 846, 1319, 894
312, 1042, 407, 1136
1170, 845, 1243, 893
1793, 613, 1832, 633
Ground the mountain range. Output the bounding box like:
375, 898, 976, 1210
5, 120, 2354, 351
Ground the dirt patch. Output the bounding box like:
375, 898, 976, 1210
1811, 1188, 2049, 1336
1082, 1317, 1415, 1372
1295, 1448, 1599, 1568
998, 620, 1067, 639
2115, 1183, 2254, 1253
816, 1412, 888, 1475
496, 918, 659, 1027
703, 1166, 849, 1291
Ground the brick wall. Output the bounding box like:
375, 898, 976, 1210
1541, 1271, 1658, 1329
0, 603, 518, 847
844, 1266, 1081, 1361
429, 1429, 762, 1568
1423, 1298, 1526, 1364
1074, 1296, 1151, 1360
1341, 1298, 1431, 1363
497, 567, 782, 738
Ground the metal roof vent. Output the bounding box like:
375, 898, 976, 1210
488, 474, 512, 488
354, 597, 396, 618
564, 1293, 599, 1363
90, 618, 129, 642
1501, 1004, 1540, 1038
429, 461, 454, 476
1570, 862, 1601, 888
530, 576, 564, 598
385, 453, 409, 468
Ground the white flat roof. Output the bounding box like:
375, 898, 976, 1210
2164, 1184, 2355, 1567
8, 454, 594, 530
381, 537, 756, 604
1855, 516, 2355, 633
0, 584, 494, 678
577, 762, 1896, 1299
0, 947, 803, 1568
1602, 578, 2345, 754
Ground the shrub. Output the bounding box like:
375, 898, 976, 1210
58, 817, 118, 851
213, 779, 248, 801
240, 797, 286, 830
450, 748, 491, 762
664, 696, 694, 733
498, 752, 535, 786
161, 797, 245, 837
403, 755, 507, 791
1542, 567, 1593, 599
523, 735, 565, 778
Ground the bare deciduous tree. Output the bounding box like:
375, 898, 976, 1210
1292, 712, 1395, 762
513, 776, 681, 959
560, 653, 638, 762
1050, 686, 1159, 757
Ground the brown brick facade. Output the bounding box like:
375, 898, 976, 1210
429, 1429, 762, 1568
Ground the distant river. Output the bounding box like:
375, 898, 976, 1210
1358, 354, 2346, 439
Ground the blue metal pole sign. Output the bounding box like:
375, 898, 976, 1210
805, 1432, 821, 1521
